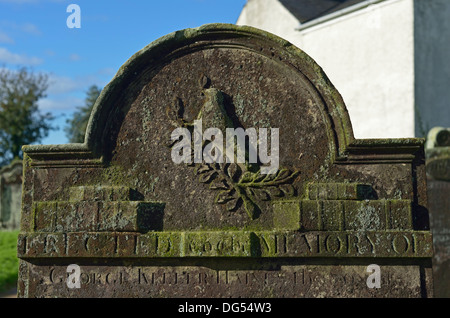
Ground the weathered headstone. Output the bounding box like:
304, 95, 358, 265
0, 159, 23, 230
426, 127, 450, 298
17, 24, 433, 298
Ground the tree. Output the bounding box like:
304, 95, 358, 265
65, 85, 101, 143
0, 67, 54, 166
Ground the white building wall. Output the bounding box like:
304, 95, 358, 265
237, 0, 300, 43
414, 0, 450, 137
237, 0, 416, 139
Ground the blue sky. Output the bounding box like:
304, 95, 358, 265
0, 0, 247, 145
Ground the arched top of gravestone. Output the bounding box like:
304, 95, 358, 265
89, 23, 354, 160
23, 23, 356, 165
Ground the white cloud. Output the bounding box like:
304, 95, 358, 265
44, 49, 55, 57
39, 96, 83, 111
20, 23, 41, 36
43, 73, 108, 111
0, 65, 111, 112
97, 67, 115, 76
0, 31, 14, 44
47, 74, 84, 95
69, 53, 81, 61
0, 64, 109, 119
0, 21, 42, 36
46, 71, 110, 96
0, 47, 43, 65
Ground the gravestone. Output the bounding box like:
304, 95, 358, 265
425, 127, 450, 298
17, 24, 433, 298
0, 159, 23, 230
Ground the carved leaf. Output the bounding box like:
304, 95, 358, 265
280, 184, 295, 196
261, 173, 276, 182
226, 198, 240, 211
215, 189, 234, 204
239, 171, 254, 183
195, 164, 212, 175
267, 186, 282, 197
242, 197, 258, 220
198, 170, 217, 183
253, 188, 271, 201
226, 164, 241, 180
251, 171, 266, 183
209, 178, 229, 190
276, 168, 291, 181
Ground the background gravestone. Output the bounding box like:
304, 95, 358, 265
17, 24, 433, 298
426, 127, 450, 298
0, 160, 23, 230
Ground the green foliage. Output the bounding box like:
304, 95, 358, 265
0, 67, 54, 166
0, 230, 19, 293
65, 85, 101, 143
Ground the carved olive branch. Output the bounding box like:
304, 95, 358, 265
167, 86, 299, 220
194, 162, 299, 219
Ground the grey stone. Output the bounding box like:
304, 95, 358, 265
426, 126, 450, 297
17, 24, 433, 298
0, 160, 22, 230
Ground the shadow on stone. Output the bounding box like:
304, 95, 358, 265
136, 202, 165, 232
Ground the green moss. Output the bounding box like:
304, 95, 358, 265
0, 230, 19, 294
183, 231, 252, 257
273, 201, 300, 231
148, 176, 159, 193
100, 164, 133, 186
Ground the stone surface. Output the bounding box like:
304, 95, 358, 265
17, 24, 432, 298
425, 127, 450, 298
21, 263, 430, 298
0, 160, 23, 230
